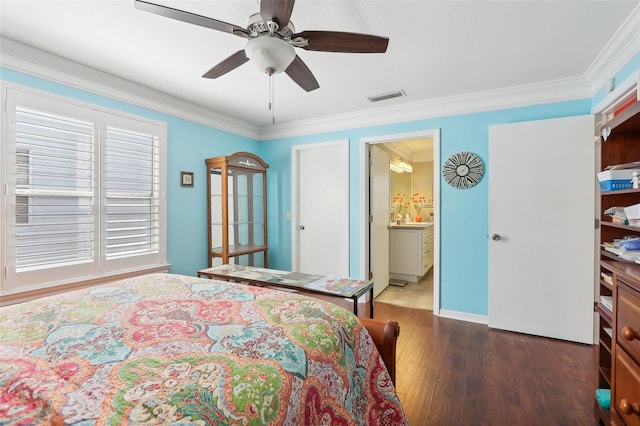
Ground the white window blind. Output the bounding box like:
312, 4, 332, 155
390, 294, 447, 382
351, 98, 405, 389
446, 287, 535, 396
15, 106, 95, 271
105, 127, 160, 259
2, 87, 167, 294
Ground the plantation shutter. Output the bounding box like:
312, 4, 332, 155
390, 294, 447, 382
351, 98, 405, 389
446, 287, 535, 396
4, 87, 166, 294
105, 126, 160, 259
14, 106, 95, 271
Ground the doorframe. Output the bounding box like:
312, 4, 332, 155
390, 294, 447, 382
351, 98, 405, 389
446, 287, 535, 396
291, 139, 350, 272
361, 129, 441, 314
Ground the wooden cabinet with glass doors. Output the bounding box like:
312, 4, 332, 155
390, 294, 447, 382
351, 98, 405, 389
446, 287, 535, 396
206, 152, 268, 267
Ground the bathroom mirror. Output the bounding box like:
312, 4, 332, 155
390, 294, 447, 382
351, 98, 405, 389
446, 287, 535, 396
390, 168, 412, 198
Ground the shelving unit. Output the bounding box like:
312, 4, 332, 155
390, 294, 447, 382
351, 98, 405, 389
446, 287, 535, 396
596, 100, 640, 426
596, 263, 614, 424
205, 152, 269, 268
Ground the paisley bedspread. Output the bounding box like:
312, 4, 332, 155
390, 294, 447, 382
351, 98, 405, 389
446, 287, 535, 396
0, 273, 407, 425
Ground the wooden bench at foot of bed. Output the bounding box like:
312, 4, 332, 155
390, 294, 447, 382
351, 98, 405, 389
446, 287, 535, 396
359, 318, 400, 385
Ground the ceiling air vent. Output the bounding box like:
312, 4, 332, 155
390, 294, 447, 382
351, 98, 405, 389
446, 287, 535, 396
368, 90, 406, 103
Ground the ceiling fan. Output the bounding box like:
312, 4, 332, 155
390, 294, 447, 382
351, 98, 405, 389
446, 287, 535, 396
134, 0, 389, 92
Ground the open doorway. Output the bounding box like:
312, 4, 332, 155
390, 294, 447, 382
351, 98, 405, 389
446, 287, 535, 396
361, 129, 441, 314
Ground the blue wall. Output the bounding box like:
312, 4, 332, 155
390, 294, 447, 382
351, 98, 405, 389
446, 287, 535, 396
3, 53, 638, 317
260, 100, 591, 316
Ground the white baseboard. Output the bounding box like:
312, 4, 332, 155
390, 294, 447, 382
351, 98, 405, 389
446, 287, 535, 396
437, 309, 488, 325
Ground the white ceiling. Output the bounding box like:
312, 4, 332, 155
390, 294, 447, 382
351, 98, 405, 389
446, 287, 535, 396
386, 138, 433, 163
1, 1, 638, 135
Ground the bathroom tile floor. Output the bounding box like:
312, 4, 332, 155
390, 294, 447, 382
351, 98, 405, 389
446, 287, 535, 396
375, 269, 433, 311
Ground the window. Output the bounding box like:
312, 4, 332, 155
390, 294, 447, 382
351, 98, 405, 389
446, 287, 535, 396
105, 126, 161, 260
2, 87, 166, 294
14, 106, 95, 271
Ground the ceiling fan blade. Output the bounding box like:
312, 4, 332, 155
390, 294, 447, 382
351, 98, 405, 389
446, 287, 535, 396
260, 0, 296, 28
202, 50, 249, 79
293, 31, 389, 53
135, 0, 249, 38
285, 55, 319, 92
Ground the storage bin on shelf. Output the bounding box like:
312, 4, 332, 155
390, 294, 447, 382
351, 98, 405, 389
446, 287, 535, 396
597, 169, 638, 191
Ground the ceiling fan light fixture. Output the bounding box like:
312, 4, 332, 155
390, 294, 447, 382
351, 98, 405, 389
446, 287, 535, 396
135, 0, 389, 91
245, 36, 296, 74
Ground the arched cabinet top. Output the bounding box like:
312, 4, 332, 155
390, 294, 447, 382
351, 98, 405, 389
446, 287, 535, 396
205, 152, 269, 171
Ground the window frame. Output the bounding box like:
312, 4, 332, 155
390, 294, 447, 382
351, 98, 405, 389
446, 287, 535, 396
1, 84, 168, 297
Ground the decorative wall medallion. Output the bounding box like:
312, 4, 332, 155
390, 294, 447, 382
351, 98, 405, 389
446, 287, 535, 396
442, 152, 484, 189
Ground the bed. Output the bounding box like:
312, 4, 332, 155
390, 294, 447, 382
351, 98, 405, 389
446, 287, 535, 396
0, 273, 406, 425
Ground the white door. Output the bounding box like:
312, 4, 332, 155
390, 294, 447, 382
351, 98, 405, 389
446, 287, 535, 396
370, 145, 390, 297
293, 141, 349, 276
488, 115, 595, 344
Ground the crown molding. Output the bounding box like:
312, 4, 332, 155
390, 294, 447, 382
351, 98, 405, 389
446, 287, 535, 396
0, 37, 260, 140
258, 76, 590, 140
584, 3, 640, 95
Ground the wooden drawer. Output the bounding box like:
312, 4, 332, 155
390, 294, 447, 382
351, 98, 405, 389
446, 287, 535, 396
613, 348, 640, 426
617, 281, 640, 362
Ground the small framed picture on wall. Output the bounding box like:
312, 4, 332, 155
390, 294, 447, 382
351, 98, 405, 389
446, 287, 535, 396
180, 171, 194, 187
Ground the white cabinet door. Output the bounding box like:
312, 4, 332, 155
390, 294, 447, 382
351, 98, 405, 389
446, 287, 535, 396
488, 115, 595, 344
390, 229, 422, 276
424, 227, 434, 272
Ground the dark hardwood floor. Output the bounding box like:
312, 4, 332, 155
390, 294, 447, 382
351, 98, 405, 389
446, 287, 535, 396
372, 302, 598, 426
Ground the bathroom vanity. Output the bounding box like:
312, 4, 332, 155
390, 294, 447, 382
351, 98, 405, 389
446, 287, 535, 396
389, 223, 434, 282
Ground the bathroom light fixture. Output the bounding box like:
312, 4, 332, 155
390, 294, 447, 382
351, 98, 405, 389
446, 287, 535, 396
398, 160, 413, 173
389, 160, 412, 173
390, 163, 404, 173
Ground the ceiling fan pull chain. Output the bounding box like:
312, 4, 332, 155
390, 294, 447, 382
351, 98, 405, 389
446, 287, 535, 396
268, 72, 272, 111
269, 72, 276, 124
272, 74, 276, 124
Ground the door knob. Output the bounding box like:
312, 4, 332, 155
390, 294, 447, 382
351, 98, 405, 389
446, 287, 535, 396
491, 233, 501, 241
298, 225, 305, 230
